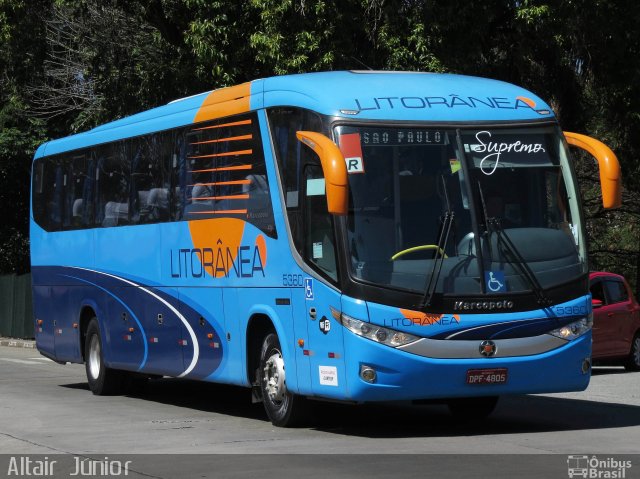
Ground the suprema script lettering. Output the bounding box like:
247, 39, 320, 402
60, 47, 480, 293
473, 131, 546, 175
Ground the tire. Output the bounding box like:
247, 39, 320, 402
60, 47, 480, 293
258, 332, 308, 427
624, 334, 640, 371
84, 318, 126, 395
447, 396, 499, 421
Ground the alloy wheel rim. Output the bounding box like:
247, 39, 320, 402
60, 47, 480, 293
263, 349, 286, 404
89, 335, 101, 379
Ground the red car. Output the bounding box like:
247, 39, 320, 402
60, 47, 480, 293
589, 272, 640, 370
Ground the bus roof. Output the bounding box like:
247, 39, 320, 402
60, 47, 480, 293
35, 71, 555, 158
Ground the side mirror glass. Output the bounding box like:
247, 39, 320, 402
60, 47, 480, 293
296, 131, 348, 215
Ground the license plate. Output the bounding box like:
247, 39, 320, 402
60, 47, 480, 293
466, 368, 508, 385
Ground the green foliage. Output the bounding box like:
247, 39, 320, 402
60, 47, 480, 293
249, 0, 346, 73
0, 95, 45, 273
0, 0, 638, 291
184, 1, 261, 84
0, 0, 49, 274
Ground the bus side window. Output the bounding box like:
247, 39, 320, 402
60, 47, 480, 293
32, 160, 45, 228
268, 107, 323, 254
33, 156, 63, 232
129, 138, 148, 224
172, 131, 188, 221
97, 141, 130, 227
130, 134, 170, 224
304, 164, 338, 281
64, 153, 93, 229
81, 156, 96, 228
179, 113, 277, 237
182, 125, 213, 219
243, 116, 277, 237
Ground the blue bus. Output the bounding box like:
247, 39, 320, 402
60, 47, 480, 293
30, 71, 621, 426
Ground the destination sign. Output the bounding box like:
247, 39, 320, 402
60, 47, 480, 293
360, 129, 446, 146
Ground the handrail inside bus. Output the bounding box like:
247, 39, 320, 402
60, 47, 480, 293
296, 131, 349, 215
564, 131, 622, 209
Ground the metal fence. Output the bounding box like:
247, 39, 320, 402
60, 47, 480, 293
0, 273, 34, 339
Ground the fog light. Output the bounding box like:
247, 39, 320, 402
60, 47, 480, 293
581, 358, 591, 374
360, 365, 377, 383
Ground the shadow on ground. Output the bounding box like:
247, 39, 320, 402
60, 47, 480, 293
60, 370, 640, 438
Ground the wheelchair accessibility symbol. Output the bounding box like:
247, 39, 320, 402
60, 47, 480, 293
304, 278, 314, 300
485, 271, 506, 292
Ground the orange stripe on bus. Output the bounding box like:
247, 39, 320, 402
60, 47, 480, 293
190, 134, 252, 145
190, 164, 252, 173
190, 194, 249, 201
193, 83, 251, 123
189, 180, 251, 187
189, 149, 252, 159
192, 119, 252, 131
189, 210, 248, 215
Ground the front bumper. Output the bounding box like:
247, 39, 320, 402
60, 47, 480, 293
341, 330, 591, 402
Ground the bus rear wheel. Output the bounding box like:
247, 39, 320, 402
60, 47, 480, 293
258, 332, 308, 427
447, 396, 499, 421
85, 318, 126, 395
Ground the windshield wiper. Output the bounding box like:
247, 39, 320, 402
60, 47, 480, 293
476, 180, 552, 307
419, 175, 454, 309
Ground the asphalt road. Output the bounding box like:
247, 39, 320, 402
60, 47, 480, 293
1, 345, 639, 478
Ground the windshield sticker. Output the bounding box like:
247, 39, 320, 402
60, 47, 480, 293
345, 157, 365, 173
338, 133, 365, 174
466, 131, 547, 175
313, 242, 323, 259
306, 178, 326, 196
485, 271, 507, 293
449, 159, 461, 174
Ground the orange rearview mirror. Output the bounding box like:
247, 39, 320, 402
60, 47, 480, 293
564, 132, 622, 209
296, 131, 349, 215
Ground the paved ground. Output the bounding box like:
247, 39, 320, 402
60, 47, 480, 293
0, 344, 639, 478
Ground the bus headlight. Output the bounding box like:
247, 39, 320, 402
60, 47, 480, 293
549, 316, 592, 341
332, 308, 420, 347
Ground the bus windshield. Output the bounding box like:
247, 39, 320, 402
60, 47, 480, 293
335, 125, 586, 297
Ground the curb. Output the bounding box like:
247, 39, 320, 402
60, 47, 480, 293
0, 338, 36, 349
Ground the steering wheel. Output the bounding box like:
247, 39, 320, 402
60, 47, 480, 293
391, 245, 448, 261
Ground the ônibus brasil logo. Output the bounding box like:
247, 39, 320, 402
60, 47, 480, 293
567, 455, 632, 478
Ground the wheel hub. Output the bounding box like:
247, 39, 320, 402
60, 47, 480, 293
263, 352, 286, 402
88, 335, 101, 380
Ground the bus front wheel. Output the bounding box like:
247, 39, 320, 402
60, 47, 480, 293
85, 318, 126, 395
258, 332, 308, 427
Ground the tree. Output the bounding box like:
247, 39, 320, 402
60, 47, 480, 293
0, 0, 637, 292
0, 0, 49, 274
